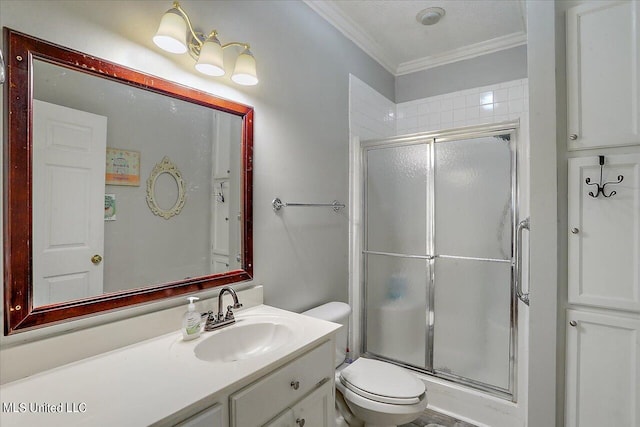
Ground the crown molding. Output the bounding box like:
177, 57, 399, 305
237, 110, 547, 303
304, 1, 527, 77
303, 0, 397, 75
396, 32, 527, 75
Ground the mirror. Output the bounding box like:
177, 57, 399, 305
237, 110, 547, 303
3, 29, 254, 334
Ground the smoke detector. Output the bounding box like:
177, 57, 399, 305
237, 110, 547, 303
416, 7, 446, 26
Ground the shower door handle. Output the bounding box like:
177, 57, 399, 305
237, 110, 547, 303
515, 217, 530, 306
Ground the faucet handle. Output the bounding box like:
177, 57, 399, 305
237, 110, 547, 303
224, 305, 236, 321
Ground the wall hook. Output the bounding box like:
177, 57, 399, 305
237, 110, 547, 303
585, 155, 623, 198
215, 182, 225, 203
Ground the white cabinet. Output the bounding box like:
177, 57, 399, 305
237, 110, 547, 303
265, 381, 334, 427
176, 403, 225, 427
566, 1, 640, 149
230, 341, 334, 427
565, 310, 640, 427
567, 154, 640, 426
568, 154, 640, 312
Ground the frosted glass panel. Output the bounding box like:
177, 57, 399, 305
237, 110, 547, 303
435, 136, 512, 260
433, 257, 511, 391
365, 253, 428, 368
366, 144, 429, 255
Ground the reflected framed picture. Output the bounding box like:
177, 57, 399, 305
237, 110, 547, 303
105, 194, 116, 221
106, 148, 140, 186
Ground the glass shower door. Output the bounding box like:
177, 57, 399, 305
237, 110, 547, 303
362, 128, 517, 399
432, 134, 514, 394
363, 141, 431, 369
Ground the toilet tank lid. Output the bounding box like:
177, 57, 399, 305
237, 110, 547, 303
302, 301, 351, 322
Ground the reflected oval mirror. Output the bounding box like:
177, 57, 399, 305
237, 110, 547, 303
3, 29, 254, 334
146, 157, 186, 220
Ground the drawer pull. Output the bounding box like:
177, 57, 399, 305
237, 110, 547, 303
570, 320, 577, 327
296, 418, 305, 426
290, 380, 300, 390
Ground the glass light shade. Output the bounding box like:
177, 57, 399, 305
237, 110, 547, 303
231, 50, 258, 86
153, 10, 188, 54
195, 37, 225, 76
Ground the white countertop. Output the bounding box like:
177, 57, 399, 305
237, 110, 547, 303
0, 305, 340, 426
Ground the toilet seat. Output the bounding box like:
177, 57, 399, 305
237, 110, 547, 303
339, 358, 425, 405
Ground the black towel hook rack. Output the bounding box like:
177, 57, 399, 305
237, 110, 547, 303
585, 155, 623, 198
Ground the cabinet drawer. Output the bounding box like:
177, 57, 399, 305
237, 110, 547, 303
230, 340, 333, 427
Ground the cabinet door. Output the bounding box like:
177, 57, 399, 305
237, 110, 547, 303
176, 403, 225, 427
264, 381, 334, 427
565, 310, 640, 427
566, 1, 640, 149
230, 341, 333, 426
264, 409, 294, 427
290, 381, 334, 427
568, 154, 640, 312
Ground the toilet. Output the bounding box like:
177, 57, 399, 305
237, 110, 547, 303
303, 302, 428, 427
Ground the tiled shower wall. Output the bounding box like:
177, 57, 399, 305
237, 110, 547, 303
349, 75, 396, 141
349, 74, 529, 139
396, 78, 529, 134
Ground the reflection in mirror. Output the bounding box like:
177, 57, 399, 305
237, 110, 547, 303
4, 29, 254, 334
32, 59, 242, 306
145, 156, 187, 220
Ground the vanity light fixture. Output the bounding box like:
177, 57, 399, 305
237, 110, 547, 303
153, 1, 258, 86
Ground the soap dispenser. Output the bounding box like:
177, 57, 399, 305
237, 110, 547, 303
182, 297, 202, 341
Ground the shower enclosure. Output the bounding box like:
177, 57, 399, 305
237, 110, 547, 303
361, 123, 520, 399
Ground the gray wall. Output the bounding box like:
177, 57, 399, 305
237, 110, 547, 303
0, 0, 394, 354
395, 45, 527, 102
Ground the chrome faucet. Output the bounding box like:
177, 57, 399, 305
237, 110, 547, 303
203, 286, 243, 331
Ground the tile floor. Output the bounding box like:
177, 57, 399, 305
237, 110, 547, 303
399, 408, 477, 427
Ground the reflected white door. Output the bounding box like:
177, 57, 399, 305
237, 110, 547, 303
32, 100, 107, 306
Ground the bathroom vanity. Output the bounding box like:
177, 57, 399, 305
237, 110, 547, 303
0, 305, 339, 427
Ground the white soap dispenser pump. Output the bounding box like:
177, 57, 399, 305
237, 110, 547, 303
182, 296, 202, 341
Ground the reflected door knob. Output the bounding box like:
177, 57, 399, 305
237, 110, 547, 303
91, 254, 103, 265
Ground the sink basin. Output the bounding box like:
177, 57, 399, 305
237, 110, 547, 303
194, 321, 294, 363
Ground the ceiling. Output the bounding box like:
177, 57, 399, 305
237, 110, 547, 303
304, 0, 527, 76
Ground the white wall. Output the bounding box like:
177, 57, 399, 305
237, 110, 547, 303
526, 2, 559, 426
0, 0, 394, 380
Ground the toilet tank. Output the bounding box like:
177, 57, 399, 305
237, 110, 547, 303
302, 302, 351, 368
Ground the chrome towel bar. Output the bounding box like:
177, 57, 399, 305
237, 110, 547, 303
272, 197, 345, 212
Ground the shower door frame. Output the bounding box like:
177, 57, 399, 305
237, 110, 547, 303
359, 122, 521, 401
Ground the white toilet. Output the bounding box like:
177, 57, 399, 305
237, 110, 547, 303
303, 302, 428, 427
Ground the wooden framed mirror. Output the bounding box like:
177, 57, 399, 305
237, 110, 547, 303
3, 28, 254, 334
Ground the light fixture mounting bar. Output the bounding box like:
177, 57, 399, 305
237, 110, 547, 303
172, 1, 250, 53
